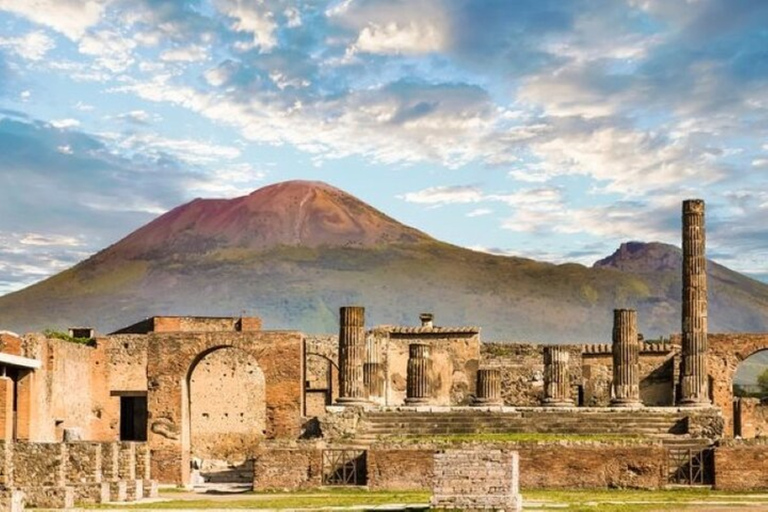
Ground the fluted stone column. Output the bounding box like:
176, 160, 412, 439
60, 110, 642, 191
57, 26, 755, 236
405, 343, 431, 405
680, 199, 710, 406
364, 332, 385, 400
611, 309, 642, 407
337, 306, 367, 405
542, 346, 573, 406
473, 368, 502, 406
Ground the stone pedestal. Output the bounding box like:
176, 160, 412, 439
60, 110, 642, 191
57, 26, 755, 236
473, 368, 502, 406
405, 344, 431, 405
680, 199, 710, 406
611, 309, 643, 408
542, 346, 573, 406
336, 306, 368, 405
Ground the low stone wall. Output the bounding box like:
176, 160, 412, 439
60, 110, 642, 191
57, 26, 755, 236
0, 440, 157, 508
367, 449, 434, 490
366, 441, 667, 490
253, 447, 323, 490
714, 439, 768, 491
431, 448, 521, 511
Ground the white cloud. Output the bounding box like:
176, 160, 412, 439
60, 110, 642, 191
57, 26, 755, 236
57, 145, 73, 154
20, 233, 83, 247
50, 119, 80, 129
217, 0, 277, 52
467, 208, 492, 217
0, 30, 55, 61
401, 185, 483, 205
117, 132, 241, 165
78, 29, 136, 72
160, 45, 209, 63
0, 0, 109, 41
351, 21, 445, 55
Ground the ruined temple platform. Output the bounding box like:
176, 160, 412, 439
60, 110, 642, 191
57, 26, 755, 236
339, 406, 724, 440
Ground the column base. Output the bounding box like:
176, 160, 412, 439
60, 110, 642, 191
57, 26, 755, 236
404, 397, 431, 405
541, 399, 574, 407
472, 398, 503, 407
335, 397, 369, 406
610, 399, 643, 408
677, 398, 711, 408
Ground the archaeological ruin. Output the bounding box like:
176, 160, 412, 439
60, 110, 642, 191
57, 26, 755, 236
1, 198, 768, 508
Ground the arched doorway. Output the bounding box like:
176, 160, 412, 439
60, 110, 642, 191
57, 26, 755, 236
187, 346, 266, 483
732, 350, 768, 438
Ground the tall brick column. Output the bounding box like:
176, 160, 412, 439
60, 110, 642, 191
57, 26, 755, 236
473, 368, 502, 406
611, 309, 642, 407
336, 306, 368, 405
542, 346, 573, 406
680, 199, 710, 406
405, 343, 432, 405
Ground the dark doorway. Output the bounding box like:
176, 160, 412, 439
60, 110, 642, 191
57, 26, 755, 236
120, 395, 148, 441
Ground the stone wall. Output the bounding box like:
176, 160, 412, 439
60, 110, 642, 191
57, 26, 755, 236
305, 336, 338, 415
18, 336, 112, 442
735, 398, 768, 438
706, 333, 768, 437
376, 326, 480, 406
431, 448, 521, 511
252, 447, 322, 490
482, 343, 582, 405
714, 439, 768, 491
146, 330, 304, 484
0, 440, 156, 507
367, 449, 434, 490
481, 342, 675, 406
189, 346, 266, 465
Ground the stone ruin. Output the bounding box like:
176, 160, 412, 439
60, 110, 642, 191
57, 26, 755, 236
0, 198, 767, 503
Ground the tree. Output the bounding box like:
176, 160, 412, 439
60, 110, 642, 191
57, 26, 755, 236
758, 368, 768, 396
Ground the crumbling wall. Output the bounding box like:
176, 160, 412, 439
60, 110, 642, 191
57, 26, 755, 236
735, 398, 768, 438
714, 439, 768, 490
377, 328, 480, 406
189, 346, 266, 464
305, 336, 338, 416
482, 343, 582, 405
252, 447, 322, 490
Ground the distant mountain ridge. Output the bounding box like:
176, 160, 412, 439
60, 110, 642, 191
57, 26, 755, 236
1, 180, 767, 341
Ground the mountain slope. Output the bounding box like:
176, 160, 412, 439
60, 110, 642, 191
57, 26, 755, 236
1, 181, 767, 341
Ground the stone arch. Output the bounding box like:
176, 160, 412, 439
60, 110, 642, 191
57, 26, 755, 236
707, 333, 768, 437
146, 331, 303, 484
305, 352, 339, 415
185, 345, 266, 469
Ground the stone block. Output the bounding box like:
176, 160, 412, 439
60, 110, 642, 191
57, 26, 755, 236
126, 479, 144, 501
66, 442, 102, 484
101, 443, 119, 480
109, 480, 127, 502
13, 443, 66, 487
118, 443, 137, 480
19, 486, 74, 509
0, 490, 24, 512
72, 482, 110, 505
143, 479, 159, 498
135, 443, 151, 480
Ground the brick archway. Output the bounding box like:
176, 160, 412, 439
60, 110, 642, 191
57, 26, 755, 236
708, 333, 768, 437
146, 331, 304, 484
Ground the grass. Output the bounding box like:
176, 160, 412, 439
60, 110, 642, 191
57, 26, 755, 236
382, 432, 645, 444
95, 489, 430, 509
88, 487, 768, 511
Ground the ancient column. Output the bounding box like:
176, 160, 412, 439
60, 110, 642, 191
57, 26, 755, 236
680, 199, 710, 406
542, 346, 573, 406
473, 368, 502, 406
336, 306, 368, 405
611, 309, 642, 407
405, 343, 432, 405
364, 333, 384, 400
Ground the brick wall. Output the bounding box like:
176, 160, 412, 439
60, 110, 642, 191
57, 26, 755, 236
367, 449, 433, 490
367, 442, 667, 491
714, 440, 768, 491
252, 448, 322, 490
431, 448, 521, 511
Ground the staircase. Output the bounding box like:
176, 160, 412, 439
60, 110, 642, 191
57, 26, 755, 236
357, 408, 713, 439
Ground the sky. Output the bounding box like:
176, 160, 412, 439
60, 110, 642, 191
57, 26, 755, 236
0, 0, 767, 295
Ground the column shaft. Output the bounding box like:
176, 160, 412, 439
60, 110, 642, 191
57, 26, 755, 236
337, 306, 367, 404
473, 368, 502, 406
680, 199, 710, 405
405, 343, 431, 405
543, 346, 573, 406
611, 309, 642, 407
